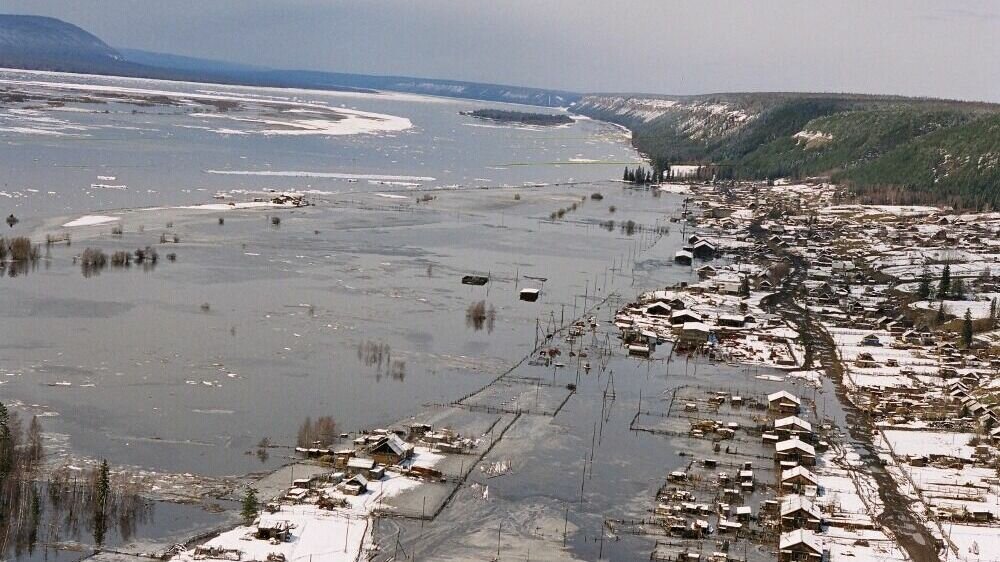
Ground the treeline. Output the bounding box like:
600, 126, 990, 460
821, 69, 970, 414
0, 402, 45, 557
623, 165, 660, 184
462, 109, 573, 126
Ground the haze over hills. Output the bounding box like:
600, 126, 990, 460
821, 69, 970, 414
3, 14, 1000, 208
0, 14, 578, 106
0, 14, 135, 74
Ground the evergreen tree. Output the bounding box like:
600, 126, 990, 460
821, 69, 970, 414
623, 167, 629, 182
917, 270, 931, 300
0, 402, 10, 477
992, 297, 999, 327
241, 487, 260, 525
951, 278, 966, 300
936, 301, 947, 325
939, 265, 951, 298
93, 459, 111, 547
962, 308, 974, 348
96, 459, 110, 513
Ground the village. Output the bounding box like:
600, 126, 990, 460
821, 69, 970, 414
609, 175, 1000, 562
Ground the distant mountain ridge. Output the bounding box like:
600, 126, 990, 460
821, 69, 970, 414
0, 14, 578, 106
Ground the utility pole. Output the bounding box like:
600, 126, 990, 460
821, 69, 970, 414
563, 506, 569, 546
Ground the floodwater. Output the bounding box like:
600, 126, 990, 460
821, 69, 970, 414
4, 482, 223, 562
0, 70, 684, 478
0, 70, 826, 561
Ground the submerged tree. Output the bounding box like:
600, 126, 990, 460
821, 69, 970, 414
96, 460, 111, 512
93, 459, 111, 547
0, 402, 11, 477
27, 416, 42, 465
297, 416, 338, 448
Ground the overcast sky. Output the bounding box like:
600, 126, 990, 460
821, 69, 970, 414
6, 0, 1000, 101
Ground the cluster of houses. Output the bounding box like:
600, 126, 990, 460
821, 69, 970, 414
280, 423, 469, 505
764, 392, 826, 562
614, 283, 803, 368
180, 422, 466, 562
665, 177, 1000, 560
651, 386, 834, 562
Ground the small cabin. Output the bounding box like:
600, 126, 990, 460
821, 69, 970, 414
691, 240, 717, 259
520, 288, 541, 302
257, 516, 292, 541
680, 322, 711, 345
342, 474, 368, 496
346, 456, 376, 477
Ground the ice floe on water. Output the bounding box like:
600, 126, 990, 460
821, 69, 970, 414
190, 108, 411, 136
61, 215, 120, 228
205, 169, 436, 182
0, 74, 412, 138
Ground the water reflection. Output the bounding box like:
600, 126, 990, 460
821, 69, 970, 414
356, 340, 405, 381
465, 300, 496, 333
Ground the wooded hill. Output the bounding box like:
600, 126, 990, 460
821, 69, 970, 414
572, 93, 1000, 209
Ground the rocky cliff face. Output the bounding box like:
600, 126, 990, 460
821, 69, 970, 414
572, 94, 759, 142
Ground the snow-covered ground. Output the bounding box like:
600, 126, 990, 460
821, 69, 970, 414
175, 447, 442, 562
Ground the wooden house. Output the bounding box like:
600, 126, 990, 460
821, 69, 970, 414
778, 530, 823, 561
780, 496, 823, 530
768, 391, 801, 414
369, 434, 414, 466
775, 438, 816, 466
781, 465, 819, 492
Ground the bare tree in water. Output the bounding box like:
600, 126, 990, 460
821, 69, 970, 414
297, 416, 338, 448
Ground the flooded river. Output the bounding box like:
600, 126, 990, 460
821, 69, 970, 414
0, 70, 683, 477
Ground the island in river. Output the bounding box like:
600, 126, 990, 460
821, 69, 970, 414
460, 108, 574, 126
